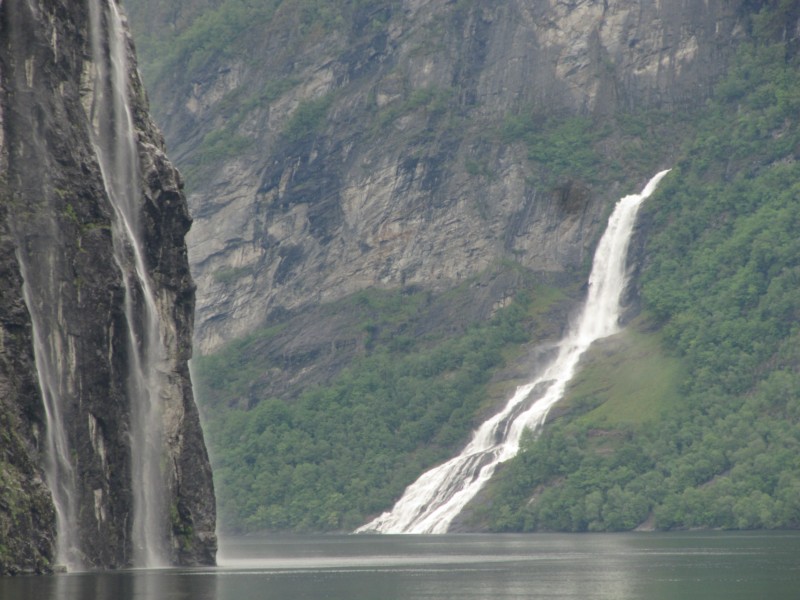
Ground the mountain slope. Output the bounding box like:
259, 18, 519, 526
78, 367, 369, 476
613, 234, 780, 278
474, 12, 800, 531
126, 0, 800, 533
127, 0, 745, 354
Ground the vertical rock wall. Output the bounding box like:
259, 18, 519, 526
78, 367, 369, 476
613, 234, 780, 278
0, 0, 215, 571
129, 0, 747, 354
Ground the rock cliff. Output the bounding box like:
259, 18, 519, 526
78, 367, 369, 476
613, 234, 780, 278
128, 0, 747, 355
0, 0, 215, 572
125, 0, 771, 533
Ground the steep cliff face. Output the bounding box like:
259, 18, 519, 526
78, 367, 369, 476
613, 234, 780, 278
128, 0, 747, 355
0, 0, 215, 572
119, 0, 767, 534
0, 203, 55, 574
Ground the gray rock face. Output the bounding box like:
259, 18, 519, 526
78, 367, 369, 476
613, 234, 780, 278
0, 0, 215, 572
133, 0, 746, 355
0, 204, 55, 575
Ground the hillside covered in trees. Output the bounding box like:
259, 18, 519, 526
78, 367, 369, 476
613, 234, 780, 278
126, 0, 800, 533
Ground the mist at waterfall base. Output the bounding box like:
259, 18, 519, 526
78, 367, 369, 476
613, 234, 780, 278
2, 533, 799, 600
358, 170, 671, 534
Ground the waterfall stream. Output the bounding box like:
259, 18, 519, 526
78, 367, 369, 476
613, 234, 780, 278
357, 170, 670, 534
17, 255, 81, 569
87, 0, 169, 567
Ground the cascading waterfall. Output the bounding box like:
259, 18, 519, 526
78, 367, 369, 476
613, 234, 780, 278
17, 256, 82, 570
87, 0, 169, 567
357, 170, 671, 534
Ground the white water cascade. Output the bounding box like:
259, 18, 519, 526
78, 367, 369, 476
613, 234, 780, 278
87, 0, 169, 567
358, 170, 671, 534
17, 256, 82, 570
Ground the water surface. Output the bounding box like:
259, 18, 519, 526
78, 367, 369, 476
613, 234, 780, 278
2, 532, 799, 599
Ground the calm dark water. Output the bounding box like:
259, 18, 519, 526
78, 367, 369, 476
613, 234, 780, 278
2, 532, 800, 599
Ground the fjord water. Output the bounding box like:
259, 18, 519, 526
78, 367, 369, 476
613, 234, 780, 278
360, 170, 671, 534
2, 532, 799, 599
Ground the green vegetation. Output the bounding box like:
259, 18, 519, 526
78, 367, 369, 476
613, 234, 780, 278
561, 328, 685, 428
464, 157, 493, 179
194, 282, 567, 531
211, 265, 255, 285
0, 403, 54, 573
474, 8, 800, 532
132, 0, 400, 87
192, 130, 254, 168
374, 86, 454, 129
281, 94, 335, 144
129, 0, 401, 188
195, 321, 288, 404
154, 1, 800, 534
177, 76, 295, 183
499, 115, 607, 181
495, 108, 691, 188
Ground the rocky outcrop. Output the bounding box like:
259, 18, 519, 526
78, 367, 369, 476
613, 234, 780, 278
0, 0, 215, 571
129, 0, 747, 354
0, 203, 55, 574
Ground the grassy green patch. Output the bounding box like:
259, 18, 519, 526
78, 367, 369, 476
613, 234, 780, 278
211, 265, 254, 285
282, 94, 335, 144
474, 7, 800, 533
564, 327, 684, 428
524, 282, 568, 319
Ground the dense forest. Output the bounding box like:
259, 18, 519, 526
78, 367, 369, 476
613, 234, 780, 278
476, 6, 800, 531
194, 278, 573, 530
130, 0, 800, 533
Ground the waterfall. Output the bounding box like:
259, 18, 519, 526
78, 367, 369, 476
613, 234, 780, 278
17, 256, 82, 570
357, 170, 671, 534
87, 0, 169, 567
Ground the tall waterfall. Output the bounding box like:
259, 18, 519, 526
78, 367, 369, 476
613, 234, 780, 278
87, 0, 169, 567
17, 256, 82, 570
357, 170, 671, 534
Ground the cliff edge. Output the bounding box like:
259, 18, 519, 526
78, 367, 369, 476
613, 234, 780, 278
0, 0, 215, 572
